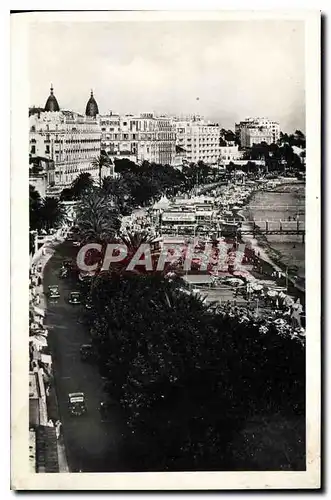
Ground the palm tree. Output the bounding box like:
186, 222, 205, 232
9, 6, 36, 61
38, 197, 66, 232
29, 184, 42, 231
92, 154, 113, 188
71, 172, 94, 200
75, 191, 120, 245
101, 176, 132, 214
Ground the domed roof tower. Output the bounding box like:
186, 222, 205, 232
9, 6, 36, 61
85, 90, 99, 117
44, 84, 60, 112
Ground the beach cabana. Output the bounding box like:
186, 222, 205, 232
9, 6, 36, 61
152, 195, 171, 212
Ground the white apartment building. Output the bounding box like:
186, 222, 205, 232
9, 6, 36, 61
175, 120, 220, 164
235, 117, 280, 147
219, 145, 243, 164
29, 86, 102, 189
240, 127, 274, 148
99, 112, 176, 166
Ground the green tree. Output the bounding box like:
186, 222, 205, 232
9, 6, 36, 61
38, 197, 66, 232
81, 272, 305, 471
75, 191, 120, 245
101, 176, 132, 215
29, 184, 42, 231
92, 154, 113, 187
71, 172, 94, 199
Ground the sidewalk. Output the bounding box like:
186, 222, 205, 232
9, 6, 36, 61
30, 227, 70, 472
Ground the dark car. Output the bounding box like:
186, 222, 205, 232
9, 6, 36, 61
59, 267, 68, 279
48, 285, 60, 299
80, 344, 95, 362
68, 392, 87, 416
68, 291, 81, 305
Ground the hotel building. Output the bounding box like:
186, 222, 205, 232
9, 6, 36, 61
29, 86, 102, 191
99, 112, 176, 166
235, 117, 280, 148
174, 118, 221, 164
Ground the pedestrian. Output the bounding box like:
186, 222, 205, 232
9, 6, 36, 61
55, 420, 62, 439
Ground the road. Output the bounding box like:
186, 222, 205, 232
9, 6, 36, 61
43, 241, 129, 472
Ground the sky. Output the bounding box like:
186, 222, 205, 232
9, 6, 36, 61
29, 20, 305, 132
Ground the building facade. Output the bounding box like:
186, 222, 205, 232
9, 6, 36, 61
235, 117, 280, 147
174, 119, 221, 164
99, 112, 176, 166
29, 87, 102, 191
219, 145, 243, 164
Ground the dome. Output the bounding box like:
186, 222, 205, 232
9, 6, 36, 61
44, 84, 60, 112
85, 90, 99, 117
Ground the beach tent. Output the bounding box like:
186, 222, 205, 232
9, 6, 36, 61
152, 195, 170, 211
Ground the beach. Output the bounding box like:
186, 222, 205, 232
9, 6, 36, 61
245, 184, 305, 286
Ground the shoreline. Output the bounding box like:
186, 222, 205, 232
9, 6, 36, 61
239, 182, 305, 299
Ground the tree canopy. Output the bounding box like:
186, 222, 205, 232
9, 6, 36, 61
78, 271, 305, 471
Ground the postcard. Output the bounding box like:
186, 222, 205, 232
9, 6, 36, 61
11, 9, 320, 490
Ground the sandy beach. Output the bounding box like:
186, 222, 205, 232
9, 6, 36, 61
244, 184, 305, 285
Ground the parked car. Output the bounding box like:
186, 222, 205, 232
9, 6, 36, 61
59, 267, 68, 279
48, 285, 60, 299
68, 291, 81, 304
78, 270, 95, 282
68, 392, 86, 416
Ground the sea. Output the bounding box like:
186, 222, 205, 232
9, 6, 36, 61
245, 183, 305, 285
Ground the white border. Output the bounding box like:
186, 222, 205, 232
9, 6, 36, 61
10, 10, 321, 490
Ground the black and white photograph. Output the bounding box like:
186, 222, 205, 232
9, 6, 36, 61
11, 9, 320, 490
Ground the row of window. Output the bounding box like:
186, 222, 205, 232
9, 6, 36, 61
102, 133, 175, 141
30, 145, 99, 157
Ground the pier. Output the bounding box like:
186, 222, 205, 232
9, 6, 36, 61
241, 220, 305, 243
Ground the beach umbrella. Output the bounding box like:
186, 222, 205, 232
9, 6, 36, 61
225, 277, 244, 285
251, 283, 263, 291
